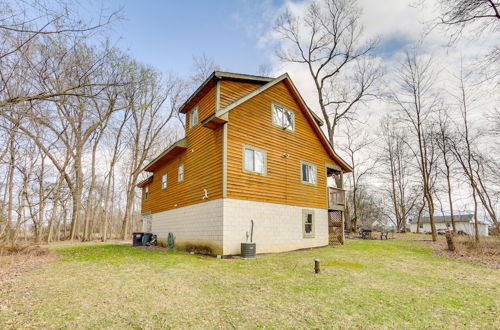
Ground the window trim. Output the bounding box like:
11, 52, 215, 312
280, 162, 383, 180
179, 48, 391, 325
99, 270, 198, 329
302, 209, 315, 238
189, 105, 199, 129
144, 184, 150, 201
161, 173, 168, 190
242, 144, 267, 176
300, 161, 317, 186
271, 102, 295, 132
178, 163, 184, 183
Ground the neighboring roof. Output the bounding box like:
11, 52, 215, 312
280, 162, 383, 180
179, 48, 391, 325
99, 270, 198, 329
415, 214, 475, 223
143, 138, 188, 172
425, 214, 473, 222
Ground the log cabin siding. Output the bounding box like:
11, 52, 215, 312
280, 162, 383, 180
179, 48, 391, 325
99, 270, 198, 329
219, 80, 262, 109
141, 86, 222, 214
226, 81, 339, 209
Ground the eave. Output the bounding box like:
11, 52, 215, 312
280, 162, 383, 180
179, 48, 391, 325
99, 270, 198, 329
136, 175, 153, 188
142, 138, 188, 172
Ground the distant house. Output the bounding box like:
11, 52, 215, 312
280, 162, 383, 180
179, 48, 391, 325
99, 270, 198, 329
409, 214, 489, 236
137, 71, 352, 256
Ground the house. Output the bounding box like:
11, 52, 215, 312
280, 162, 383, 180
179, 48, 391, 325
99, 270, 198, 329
138, 71, 352, 256
409, 214, 489, 236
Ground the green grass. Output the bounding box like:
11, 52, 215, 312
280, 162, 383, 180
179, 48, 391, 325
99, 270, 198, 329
1, 239, 498, 329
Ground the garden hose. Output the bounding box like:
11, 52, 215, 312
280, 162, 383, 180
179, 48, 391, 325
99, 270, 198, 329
167, 232, 175, 249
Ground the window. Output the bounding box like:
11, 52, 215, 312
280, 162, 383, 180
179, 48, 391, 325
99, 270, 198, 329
419, 224, 423, 229
272, 103, 294, 131
446, 223, 451, 228
243, 145, 266, 175
303, 210, 315, 237
189, 106, 199, 129
178, 163, 184, 183
301, 162, 317, 185
145, 184, 149, 201
161, 173, 168, 190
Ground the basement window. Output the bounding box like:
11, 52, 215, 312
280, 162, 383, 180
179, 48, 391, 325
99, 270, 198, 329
303, 209, 315, 238
272, 103, 294, 131
301, 161, 317, 185
145, 184, 149, 201
243, 145, 266, 175
189, 106, 199, 129
161, 173, 168, 190
178, 163, 184, 183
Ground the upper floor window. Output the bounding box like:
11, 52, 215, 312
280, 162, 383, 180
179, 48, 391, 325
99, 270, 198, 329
145, 184, 150, 201
272, 103, 294, 131
301, 161, 317, 185
189, 106, 199, 129
161, 173, 168, 190
178, 163, 184, 183
243, 145, 266, 175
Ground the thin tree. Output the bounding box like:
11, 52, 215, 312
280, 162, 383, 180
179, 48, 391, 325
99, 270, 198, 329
274, 0, 380, 143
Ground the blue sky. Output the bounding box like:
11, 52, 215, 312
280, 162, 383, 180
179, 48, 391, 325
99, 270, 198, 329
103, 0, 282, 76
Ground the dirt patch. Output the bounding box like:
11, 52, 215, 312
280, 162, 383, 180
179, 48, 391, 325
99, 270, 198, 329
0, 245, 57, 296
430, 237, 500, 269
392, 233, 500, 269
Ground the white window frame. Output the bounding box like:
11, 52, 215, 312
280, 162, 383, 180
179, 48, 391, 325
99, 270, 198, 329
302, 209, 315, 238
178, 163, 184, 183
145, 184, 150, 201
301, 161, 317, 186
161, 173, 168, 190
242, 145, 267, 176
272, 102, 295, 132
189, 106, 199, 129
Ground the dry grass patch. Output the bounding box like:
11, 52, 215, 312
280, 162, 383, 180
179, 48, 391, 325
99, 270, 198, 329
0, 240, 498, 328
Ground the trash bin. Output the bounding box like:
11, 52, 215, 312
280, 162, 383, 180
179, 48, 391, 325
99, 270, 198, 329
142, 232, 153, 246
132, 232, 144, 246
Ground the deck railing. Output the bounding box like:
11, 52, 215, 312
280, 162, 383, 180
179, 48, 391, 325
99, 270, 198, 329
328, 187, 346, 209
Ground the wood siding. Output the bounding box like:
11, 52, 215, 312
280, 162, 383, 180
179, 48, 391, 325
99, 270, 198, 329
226, 81, 340, 209
141, 86, 222, 214
219, 80, 262, 109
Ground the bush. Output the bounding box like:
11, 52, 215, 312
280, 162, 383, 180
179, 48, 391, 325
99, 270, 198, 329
175, 240, 222, 256
0, 244, 52, 257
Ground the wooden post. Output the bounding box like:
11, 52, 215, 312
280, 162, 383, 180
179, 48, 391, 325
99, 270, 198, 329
445, 231, 455, 251
314, 259, 320, 273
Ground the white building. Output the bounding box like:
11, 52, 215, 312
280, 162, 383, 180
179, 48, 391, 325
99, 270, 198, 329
409, 214, 489, 236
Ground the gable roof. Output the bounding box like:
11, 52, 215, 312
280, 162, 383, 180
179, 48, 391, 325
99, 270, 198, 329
215, 73, 352, 172
179, 71, 325, 126
418, 214, 474, 223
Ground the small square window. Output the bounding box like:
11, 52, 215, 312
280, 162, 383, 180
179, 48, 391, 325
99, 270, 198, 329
145, 184, 149, 201
189, 106, 199, 129
243, 146, 266, 175
272, 103, 294, 131
303, 210, 315, 237
301, 162, 317, 185
419, 224, 423, 229
178, 163, 184, 183
161, 173, 168, 190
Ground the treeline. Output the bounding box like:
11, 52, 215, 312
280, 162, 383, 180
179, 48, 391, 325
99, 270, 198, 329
0, 1, 197, 244
274, 0, 500, 241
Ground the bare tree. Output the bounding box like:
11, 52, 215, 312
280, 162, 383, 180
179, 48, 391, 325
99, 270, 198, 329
435, 108, 457, 233
338, 126, 376, 231
392, 50, 440, 241
379, 116, 419, 232
274, 0, 381, 143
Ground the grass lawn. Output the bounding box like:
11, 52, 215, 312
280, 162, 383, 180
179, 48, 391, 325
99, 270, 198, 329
1, 239, 498, 329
